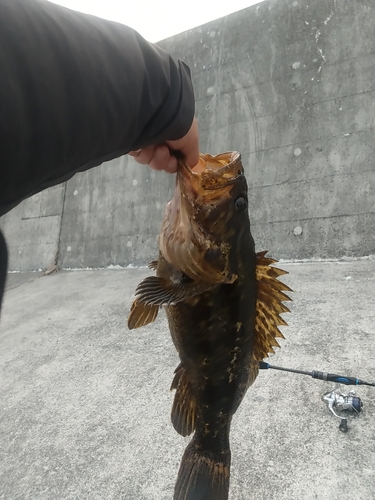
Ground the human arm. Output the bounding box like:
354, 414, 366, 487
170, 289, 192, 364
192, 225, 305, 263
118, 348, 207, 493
0, 0, 196, 215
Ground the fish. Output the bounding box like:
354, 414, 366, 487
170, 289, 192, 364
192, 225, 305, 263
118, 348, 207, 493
128, 151, 292, 500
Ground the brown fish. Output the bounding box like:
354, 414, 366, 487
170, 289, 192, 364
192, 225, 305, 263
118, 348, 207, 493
128, 152, 292, 500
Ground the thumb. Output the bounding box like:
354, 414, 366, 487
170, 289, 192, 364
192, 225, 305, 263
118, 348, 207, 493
167, 118, 199, 168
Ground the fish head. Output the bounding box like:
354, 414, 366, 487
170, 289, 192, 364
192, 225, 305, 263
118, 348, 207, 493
159, 151, 253, 284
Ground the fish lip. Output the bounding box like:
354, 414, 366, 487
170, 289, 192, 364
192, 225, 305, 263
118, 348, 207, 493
178, 151, 243, 190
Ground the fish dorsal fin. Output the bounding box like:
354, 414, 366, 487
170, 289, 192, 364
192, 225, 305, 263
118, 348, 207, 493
253, 251, 292, 361
133, 276, 214, 307
127, 298, 159, 330
170, 364, 196, 437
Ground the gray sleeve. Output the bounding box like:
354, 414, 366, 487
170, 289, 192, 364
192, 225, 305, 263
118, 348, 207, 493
0, 0, 195, 214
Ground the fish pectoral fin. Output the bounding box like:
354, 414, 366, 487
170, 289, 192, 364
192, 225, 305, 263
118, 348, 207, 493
134, 276, 214, 306
170, 364, 196, 437
148, 259, 158, 270
127, 298, 159, 329
128, 273, 212, 330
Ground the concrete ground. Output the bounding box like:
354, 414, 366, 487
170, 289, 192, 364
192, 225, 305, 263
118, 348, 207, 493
0, 259, 374, 500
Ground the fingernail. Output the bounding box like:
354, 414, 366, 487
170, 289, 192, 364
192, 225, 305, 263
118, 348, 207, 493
129, 149, 142, 157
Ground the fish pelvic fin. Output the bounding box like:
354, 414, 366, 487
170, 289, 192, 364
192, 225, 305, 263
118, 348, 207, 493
170, 364, 196, 437
174, 436, 231, 500
127, 298, 159, 329
254, 250, 292, 361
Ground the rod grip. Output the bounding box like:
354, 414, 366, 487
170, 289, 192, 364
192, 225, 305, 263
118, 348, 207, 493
311, 371, 358, 385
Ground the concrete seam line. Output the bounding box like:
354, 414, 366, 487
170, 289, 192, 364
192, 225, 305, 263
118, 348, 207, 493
56, 181, 68, 269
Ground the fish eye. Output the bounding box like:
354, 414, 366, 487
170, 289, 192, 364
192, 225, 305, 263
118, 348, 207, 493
234, 196, 247, 212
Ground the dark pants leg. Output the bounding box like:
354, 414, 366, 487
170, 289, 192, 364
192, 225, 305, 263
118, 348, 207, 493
0, 229, 8, 314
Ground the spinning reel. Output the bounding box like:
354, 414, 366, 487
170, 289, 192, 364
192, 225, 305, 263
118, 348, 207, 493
322, 385, 363, 432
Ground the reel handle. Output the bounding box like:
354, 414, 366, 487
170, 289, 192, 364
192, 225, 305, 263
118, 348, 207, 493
339, 419, 348, 432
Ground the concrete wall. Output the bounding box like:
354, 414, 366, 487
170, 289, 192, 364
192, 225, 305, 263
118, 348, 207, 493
0, 185, 65, 271
1, 0, 374, 270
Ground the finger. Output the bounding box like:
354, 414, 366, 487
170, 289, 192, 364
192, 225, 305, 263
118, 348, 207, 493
128, 146, 155, 165
129, 145, 177, 173
148, 145, 169, 171
128, 149, 142, 157
164, 155, 178, 173
166, 118, 199, 168
178, 141, 199, 168
149, 145, 178, 173
181, 119, 200, 167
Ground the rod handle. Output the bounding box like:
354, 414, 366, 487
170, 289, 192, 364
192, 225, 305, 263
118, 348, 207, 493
311, 371, 358, 385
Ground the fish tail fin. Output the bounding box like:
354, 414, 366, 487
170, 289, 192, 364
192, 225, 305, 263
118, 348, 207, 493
174, 437, 231, 500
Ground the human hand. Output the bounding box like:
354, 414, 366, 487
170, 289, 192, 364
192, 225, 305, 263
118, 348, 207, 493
128, 118, 199, 173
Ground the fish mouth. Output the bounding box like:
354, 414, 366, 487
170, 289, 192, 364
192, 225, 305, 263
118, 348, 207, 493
178, 151, 243, 193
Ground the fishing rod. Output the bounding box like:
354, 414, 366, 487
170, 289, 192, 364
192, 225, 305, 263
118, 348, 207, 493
259, 361, 375, 432
259, 361, 375, 386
